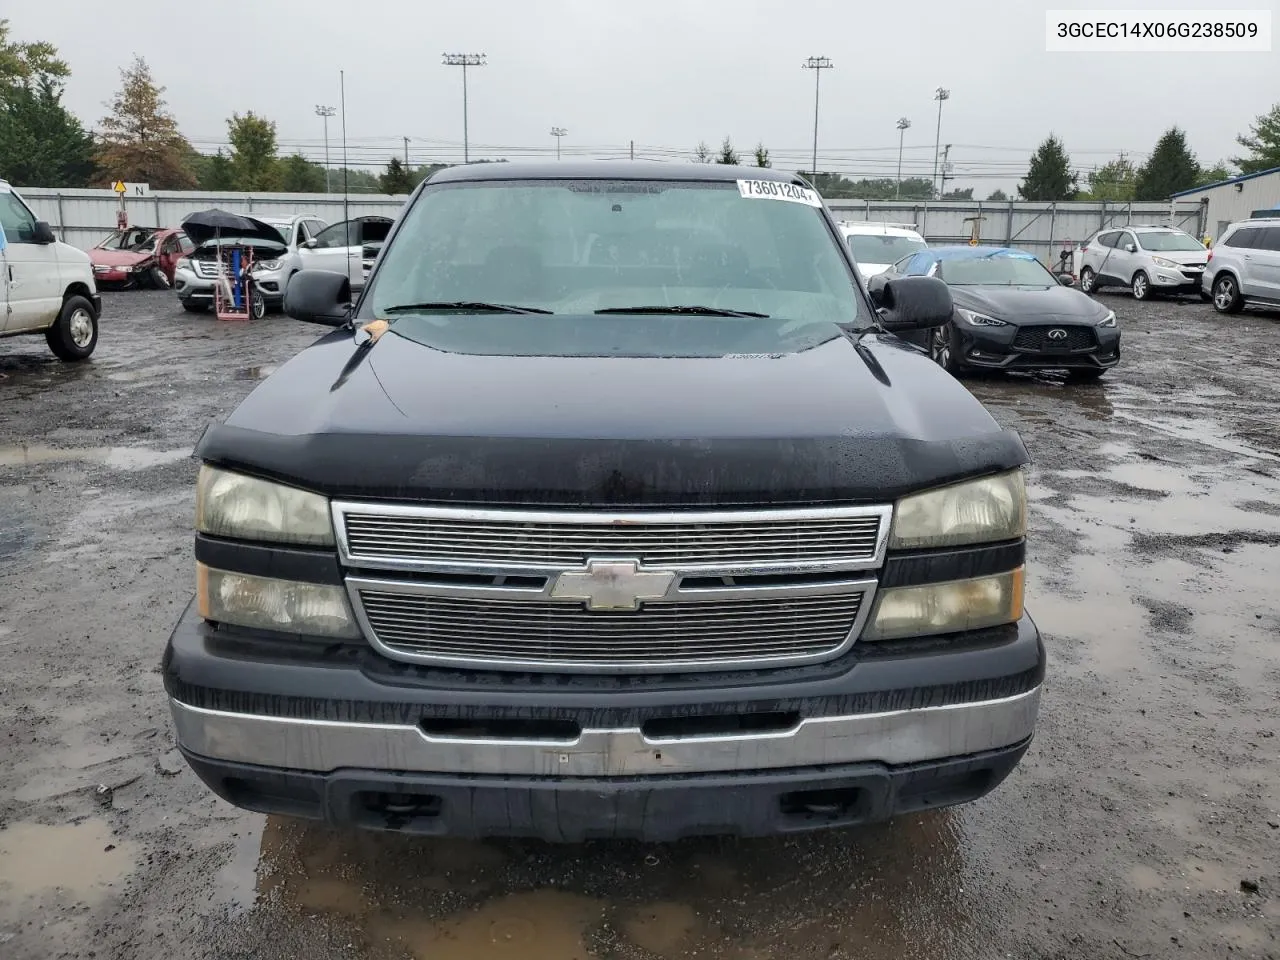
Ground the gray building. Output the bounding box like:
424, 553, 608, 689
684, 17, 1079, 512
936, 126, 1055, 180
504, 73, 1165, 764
1170, 166, 1280, 242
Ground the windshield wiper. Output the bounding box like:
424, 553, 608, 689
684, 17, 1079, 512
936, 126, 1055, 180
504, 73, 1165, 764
380, 301, 553, 315
594, 305, 770, 318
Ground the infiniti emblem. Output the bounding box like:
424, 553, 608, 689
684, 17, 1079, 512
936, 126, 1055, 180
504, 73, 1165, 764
1046, 328, 1068, 341
549, 559, 676, 611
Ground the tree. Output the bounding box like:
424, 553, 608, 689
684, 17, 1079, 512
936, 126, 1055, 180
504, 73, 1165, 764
1085, 155, 1137, 202
277, 153, 325, 192
1196, 161, 1233, 187
716, 137, 739, 165
0, 74, 94, 187
1233, 103, 1280, 174
1018, 135, 1076, 201
226, 111, 278, 191
95, 55, 196, 188
0, 19, 68, 101
378, 156, 415, 193
693, 141, 712, 163
942, 187, 974, 200
1134, 127, 1199, 200
411, 162, 449, 187
753, 143, 770, 168
986, 188, 1009, 201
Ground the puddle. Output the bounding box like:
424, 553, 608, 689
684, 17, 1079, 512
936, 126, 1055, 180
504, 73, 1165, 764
237, 364, 278, 380
0, 820, 135, 904
0, 444, 191, 470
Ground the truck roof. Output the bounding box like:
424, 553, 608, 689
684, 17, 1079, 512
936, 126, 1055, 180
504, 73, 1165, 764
428, 160, 808, 185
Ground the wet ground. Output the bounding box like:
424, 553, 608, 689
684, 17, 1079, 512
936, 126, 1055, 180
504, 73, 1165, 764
1, 290, 1277, 960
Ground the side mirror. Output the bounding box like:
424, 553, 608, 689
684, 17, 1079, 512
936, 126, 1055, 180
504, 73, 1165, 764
301, 238, 319, 249
32, 220, 57, 244
872, 276, 953, 332
1057, 273, 1075, 286
284, 269, 352, 326
1124, 243, 1137, 253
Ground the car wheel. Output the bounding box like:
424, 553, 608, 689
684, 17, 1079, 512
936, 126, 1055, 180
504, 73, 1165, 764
250, 289, 267, 320
149, 266, 171, 289
1131, 271, 1151, 300
1067, 368, 1106, 383
929, 322, 962, 374
1211, 274, 1243, 314
45, 295, 98, 362
180, 301, 208, 313
1079, 267, 1097, 294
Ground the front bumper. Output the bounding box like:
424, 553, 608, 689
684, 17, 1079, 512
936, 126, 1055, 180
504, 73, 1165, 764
1150, 267, 1204, 291
163, 600, 1044, 839
954, 322, 1120, 371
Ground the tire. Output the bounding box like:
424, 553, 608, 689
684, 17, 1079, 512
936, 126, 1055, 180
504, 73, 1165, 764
1079, 267, 1097, 294
1068, 368, 1106, 383
250, 289, 266, 320
45, 295, 98, 362
180, 301, 208, 313
149, 266, 171, 290
1131, 271, 1151, 301
1211, 274, 1243, 314
929, 322, 963, 374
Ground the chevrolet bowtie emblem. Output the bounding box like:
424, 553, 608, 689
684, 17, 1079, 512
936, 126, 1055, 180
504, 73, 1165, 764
549, 559, 676, 611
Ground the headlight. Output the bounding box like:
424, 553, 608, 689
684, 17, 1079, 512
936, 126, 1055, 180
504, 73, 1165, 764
197, 563, 359, 638
256, 259, 282, 271
175, 257, 191, 272
1152, 257, 1179, 269
120, 265, 134, 273
1097, 310, 1117, 328
196, 465, 334, 546
861, 569, 1024, 641
955, 308, 1008, 327
890, 470, 1026, 550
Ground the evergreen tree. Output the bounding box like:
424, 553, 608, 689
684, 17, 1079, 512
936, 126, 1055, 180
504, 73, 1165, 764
95, 56, 195, 188
753, 143, 770, 167
1232, 103, 1280, 174
693, 141, 712, 163
1133, 127, 1200, 200
1018, 135, 1076, 201
0, 75, 94, 186
277, 153, 325, 192
986, 188, 1009, 201
378, 156, 415, 193
1196, 162, 1233, 186
716, 137, 739, 165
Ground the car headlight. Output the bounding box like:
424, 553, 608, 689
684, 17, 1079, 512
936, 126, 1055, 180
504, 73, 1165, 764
1151, 257, 1179, 269
1097, 310, 1117, 328
862, 569, 1024, 641
889, 469, 1026, 550
197, 563, 359, 638
256, 259, 282, 271
196, 465, 334, 546
176, 257, 191, 272
955, 308, 1008, 327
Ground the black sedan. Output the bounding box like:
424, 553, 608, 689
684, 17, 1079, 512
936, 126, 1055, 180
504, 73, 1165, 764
872, 245, 1121, 381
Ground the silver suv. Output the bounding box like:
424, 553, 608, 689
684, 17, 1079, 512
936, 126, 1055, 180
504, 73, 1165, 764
1202, 218, 1280, 314
1078, 225, 1208, 300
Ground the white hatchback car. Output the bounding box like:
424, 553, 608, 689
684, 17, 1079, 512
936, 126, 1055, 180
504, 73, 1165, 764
0, 180, 102, 361
1077, 225, 1208, 300
837, 221, 928, 280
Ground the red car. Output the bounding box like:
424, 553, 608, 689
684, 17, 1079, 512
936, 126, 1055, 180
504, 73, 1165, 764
90, 227, 195, 289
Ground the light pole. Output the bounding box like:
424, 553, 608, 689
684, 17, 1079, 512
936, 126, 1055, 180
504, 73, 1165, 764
550, 126, 567, 160
442, 53, 486, 163
802, 56, 833, 182
315, 105, 335, 192
932, 87, 950, 198
895, 117, 911, 199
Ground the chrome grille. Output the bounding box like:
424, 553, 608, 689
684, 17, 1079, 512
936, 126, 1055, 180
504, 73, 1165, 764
193, 260, 228, 279
356, 589, 868, 669
337, 505, 889, 572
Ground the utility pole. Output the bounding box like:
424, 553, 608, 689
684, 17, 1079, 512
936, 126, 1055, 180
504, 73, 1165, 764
940, 144, 952, 197
895, 117, 911, 199
403, 136, 410, 166
932, 87, 950, 198
550, 126, 567, 161
442, 53, 486, 163
630, 140, 635, 160
802, 56, 834, 182
315, 105, 336, 193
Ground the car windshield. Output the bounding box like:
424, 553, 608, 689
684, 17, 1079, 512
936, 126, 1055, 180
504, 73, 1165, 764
363, 179, 862, 336
940, 254, 1055, 286
1136, 231, 1204, 252
98, 229, 156, 252
263, 222, 292, 243
846, 234, 926, 263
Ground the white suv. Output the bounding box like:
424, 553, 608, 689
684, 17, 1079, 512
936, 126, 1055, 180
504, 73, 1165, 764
1078, 225, 1208, 300
837, 221, 928, 280
1202, 218, 1280, 313
0, 180, 102, 361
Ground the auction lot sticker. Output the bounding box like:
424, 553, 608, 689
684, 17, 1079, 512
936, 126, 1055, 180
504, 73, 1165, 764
737, 180, 822, 206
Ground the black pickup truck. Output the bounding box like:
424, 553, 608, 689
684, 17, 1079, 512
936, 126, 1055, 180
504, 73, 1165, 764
163, 162, 1044, 841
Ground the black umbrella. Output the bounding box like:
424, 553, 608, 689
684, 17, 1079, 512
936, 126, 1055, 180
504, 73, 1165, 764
181, 209, 285, 246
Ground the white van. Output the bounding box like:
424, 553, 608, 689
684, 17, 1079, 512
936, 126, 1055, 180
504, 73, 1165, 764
1, 180, 101, 361
837, 221, 928, 280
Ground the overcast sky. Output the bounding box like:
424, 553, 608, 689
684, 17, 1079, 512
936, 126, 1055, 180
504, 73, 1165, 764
8, 0, 1279, 192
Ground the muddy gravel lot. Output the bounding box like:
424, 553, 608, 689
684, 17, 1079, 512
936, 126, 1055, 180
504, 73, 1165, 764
1, 289, 1277, 960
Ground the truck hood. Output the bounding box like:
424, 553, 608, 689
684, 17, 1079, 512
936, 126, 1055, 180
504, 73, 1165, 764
198, 320, 1029, 506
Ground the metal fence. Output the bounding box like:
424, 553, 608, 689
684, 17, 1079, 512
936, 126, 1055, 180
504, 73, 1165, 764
16, 187, 1205, 265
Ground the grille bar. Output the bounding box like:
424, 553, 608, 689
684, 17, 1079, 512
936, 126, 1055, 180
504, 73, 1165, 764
353, 588, 874, 671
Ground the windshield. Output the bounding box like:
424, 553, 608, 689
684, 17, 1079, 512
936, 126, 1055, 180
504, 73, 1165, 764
1136, 231, 1204, 252
363, 179, 862, 329
939, 255, 1056, 286
262, 222, 292, 243
846, 234, 926, 264
97, 228, 156, 252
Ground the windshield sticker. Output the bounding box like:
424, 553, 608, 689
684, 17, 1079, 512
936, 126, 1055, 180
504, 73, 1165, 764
736, 180, 822, 207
